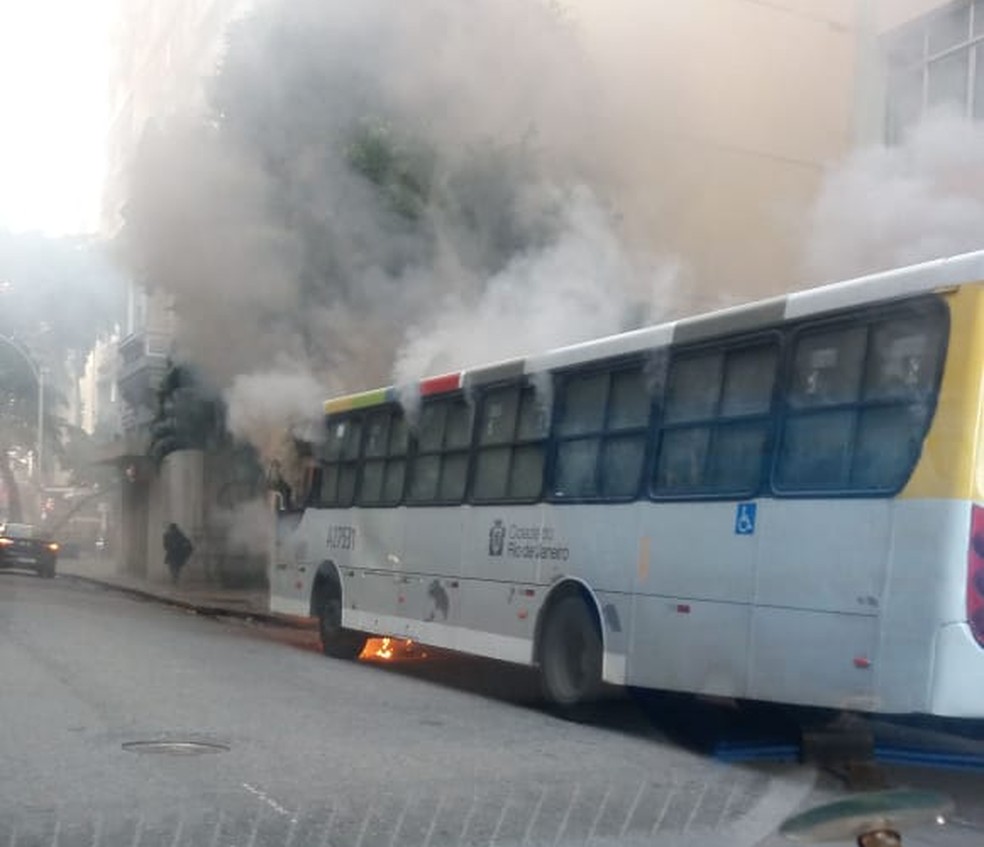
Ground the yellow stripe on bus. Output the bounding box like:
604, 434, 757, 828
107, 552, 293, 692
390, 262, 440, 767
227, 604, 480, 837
324, 387, 390, 415
901, 283, 984, 500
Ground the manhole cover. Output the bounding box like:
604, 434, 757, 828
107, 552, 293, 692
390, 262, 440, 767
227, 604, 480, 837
122, 740, 229, 755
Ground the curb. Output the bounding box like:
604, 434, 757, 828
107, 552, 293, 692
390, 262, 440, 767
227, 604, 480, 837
59, 572, 316, 630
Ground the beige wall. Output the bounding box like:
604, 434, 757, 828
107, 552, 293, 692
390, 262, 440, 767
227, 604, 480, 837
570, 0, 862, 304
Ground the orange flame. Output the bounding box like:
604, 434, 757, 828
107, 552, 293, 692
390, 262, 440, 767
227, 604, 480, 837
359, 636, 420, 661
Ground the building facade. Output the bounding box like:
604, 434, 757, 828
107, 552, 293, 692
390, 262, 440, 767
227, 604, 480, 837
79, 330, 122, 439
103, 0, 248, 582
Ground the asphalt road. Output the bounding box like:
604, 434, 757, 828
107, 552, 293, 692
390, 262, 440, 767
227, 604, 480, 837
0, 572, 825, 847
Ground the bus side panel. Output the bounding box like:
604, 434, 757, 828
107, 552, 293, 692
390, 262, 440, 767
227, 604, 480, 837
456, 504, 546, 652
402, 507, 467, 580
269, 510, 306, 615
629, 596, 750, 697
453, 504, 636, 672
877, 499, 971, 714
748, 611, 879, 709
269, 507, 346, 616
626, 501, 755, 696
534, 504, 640, 592
341, 506, 409, 625
755, 500, 890, 615
748, 501, 885, 709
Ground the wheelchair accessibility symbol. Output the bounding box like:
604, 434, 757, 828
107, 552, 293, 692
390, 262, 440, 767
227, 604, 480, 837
734, 502, 757, 536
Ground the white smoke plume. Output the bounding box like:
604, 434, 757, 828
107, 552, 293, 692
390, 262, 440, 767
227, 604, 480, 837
805, 110, 984, 283
394, 187, 681, 384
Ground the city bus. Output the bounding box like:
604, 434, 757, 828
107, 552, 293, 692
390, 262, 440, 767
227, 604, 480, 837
270, 250, 984, 718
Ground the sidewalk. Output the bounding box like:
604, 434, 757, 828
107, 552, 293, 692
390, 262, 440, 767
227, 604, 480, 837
58, 554, 314, 628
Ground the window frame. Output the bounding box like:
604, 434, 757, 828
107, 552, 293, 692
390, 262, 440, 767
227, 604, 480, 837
770, 296, 949, 498
649, 332, 782, 502
883, 0, 984, 142
546, 355, 655, 504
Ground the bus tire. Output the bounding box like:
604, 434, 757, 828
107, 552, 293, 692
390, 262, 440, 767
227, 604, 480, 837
539, 594, 602, 718
317, 588, 366, 660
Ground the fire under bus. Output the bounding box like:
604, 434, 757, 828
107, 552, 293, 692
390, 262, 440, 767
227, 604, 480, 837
270, 250, 984, 718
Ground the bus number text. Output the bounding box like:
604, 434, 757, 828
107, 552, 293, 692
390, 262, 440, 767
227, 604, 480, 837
326, 525, 356, 550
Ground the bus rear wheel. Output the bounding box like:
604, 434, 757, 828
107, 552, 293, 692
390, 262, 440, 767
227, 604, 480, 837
317, 590, 366, 660
539, 595, 602, 718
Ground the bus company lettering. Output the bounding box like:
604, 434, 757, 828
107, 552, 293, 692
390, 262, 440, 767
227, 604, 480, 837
326, 525, 356, 550
488, 521, 569, 561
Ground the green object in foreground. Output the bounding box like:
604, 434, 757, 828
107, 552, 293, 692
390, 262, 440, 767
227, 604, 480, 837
779, 789, 952, 842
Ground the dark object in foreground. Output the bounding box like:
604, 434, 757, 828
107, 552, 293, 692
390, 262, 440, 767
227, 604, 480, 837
780, 789, 951, 845
0, 522, 58, 578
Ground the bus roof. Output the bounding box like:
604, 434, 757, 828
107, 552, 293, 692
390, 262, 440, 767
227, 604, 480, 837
324, 249, 984, 415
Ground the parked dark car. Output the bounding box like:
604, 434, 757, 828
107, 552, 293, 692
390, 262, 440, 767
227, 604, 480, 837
0, 522, 58, 578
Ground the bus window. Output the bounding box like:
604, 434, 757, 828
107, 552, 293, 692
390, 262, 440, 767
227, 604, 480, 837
775, 410, 854, 490
721, 345, 776, 416
788, 326, 866, 408
706, 422, 771, 490
608, 370, 649, 429
389, 415, 409, 453
552, 364, 650, 501
600, 435, 647, 497
655, 427, 710, 490
653, 342, 776, 498
864, 316, 945, 401
663, 354, 722, 424
358, 408, 409, 506
363, 411, 390, 458
852, 405, 924, 489
409, 455, 441, 501
774, 304, 945, 495
319, 415, 362, 507
407, 397, 473, 505
557, 372, 607, 436
554, 438, 600, 498
479, 387, 518, 444
510, 443, 545, 499
472, 386, 546, 503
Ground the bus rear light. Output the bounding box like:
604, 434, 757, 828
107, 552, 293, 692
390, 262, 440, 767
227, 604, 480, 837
966, 505, 984, 647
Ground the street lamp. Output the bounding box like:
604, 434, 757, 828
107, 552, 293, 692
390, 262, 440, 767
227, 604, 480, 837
0, 335, 44, 484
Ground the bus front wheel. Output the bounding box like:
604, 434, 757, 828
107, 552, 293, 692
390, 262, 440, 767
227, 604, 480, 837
317, 590, 366, 660
539, 595, 602, 718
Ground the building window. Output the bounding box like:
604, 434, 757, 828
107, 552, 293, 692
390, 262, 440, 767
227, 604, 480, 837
884, 1, 984, 141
